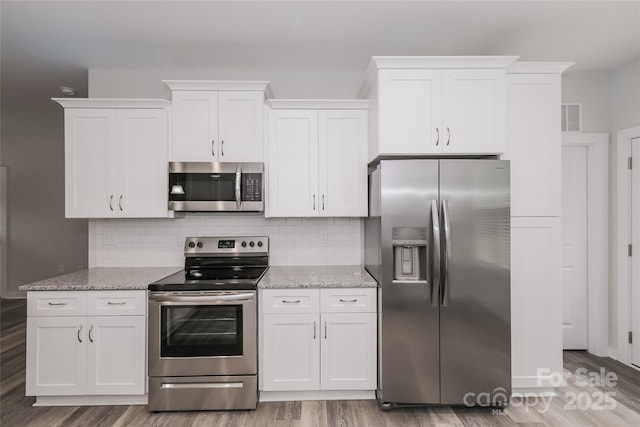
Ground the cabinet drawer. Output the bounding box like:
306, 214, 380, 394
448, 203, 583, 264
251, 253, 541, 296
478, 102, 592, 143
27, 291, 87, 317
261, 289, 319, 314
87, 291, 146, 316
320, 288, 377, 313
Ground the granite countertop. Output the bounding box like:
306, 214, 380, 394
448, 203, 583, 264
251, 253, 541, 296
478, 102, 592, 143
258, 265, 377, 289
19, 267, 180, 291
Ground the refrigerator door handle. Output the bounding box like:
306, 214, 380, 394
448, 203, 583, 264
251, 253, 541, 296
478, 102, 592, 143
441, 199, 451, 306
430, 200, 440, 306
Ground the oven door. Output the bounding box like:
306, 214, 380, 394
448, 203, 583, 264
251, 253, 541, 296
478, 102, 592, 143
148, 291, 256, 377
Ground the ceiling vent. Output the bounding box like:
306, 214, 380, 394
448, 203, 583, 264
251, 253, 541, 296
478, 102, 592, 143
561, 103, 582, 132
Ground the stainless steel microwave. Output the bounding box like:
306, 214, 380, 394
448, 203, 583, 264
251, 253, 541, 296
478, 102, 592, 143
168, 162, 264, 212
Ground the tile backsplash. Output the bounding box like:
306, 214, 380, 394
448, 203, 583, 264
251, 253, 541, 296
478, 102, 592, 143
89, 214, 363, 268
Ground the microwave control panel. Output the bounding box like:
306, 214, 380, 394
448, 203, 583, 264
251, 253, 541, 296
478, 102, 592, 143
242, 174, 263, 201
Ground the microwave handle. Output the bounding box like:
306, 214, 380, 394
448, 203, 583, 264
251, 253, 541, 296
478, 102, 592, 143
235, 164, 242, 209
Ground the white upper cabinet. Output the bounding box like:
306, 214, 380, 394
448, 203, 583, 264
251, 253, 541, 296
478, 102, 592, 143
163, 81, 270, 162
54, 99, 170, 219
503, 63, 573, 217
364, 56, 517, 161
266, 101, 368, 218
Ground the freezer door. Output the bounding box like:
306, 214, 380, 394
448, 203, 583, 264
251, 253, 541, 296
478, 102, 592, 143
378, 159, 440, 404
439, 159, 511, 405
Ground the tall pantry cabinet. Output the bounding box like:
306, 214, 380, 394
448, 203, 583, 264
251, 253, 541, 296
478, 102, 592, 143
503, 62, 573, 390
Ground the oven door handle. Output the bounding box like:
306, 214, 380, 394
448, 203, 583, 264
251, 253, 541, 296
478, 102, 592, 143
149, 293, 255, 303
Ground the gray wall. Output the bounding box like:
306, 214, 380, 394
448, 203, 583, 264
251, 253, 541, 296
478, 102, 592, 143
88, 68, 364, 99
561, 70, 610, 132
609, 58, 640, 133
0, 71, 89, 297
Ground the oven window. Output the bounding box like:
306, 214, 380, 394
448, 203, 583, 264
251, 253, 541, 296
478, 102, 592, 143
160, 305, 243, 357
169, 173, 236, 202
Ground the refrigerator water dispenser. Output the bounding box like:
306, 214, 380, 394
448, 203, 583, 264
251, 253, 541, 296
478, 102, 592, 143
392, 227, 427, 284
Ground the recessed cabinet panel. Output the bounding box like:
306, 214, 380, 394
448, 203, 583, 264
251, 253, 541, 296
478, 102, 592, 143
378, 69, 442, 155
26, 316, 87, 396
442, 69, 505, 154
117, 109, 168, 217
170, 91, 218, 161
65, 109, 117, 217
319, 111, 368, 217
218, 92, 264, 162
267, 110, 319, 217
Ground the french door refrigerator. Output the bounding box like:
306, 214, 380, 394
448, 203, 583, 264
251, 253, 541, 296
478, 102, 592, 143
365, 159, 511, 407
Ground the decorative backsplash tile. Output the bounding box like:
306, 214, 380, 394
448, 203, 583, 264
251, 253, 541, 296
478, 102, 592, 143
89, 214, 363, 267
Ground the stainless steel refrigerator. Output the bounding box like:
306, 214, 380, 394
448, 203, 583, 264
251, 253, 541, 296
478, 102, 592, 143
365, 159, 511, 407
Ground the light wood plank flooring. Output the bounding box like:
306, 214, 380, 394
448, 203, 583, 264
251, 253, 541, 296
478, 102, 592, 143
2, 298, 640, 426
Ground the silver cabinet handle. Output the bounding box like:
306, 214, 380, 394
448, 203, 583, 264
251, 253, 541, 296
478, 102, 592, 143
324, 321, 327, 339
441, 200, 451, 306
313, 321, 316, 339
235, 164, 242, 210
118, 195, 123, 211
339, 298, 358, 303
211, 139, 215, 156
446, 127, 451, 146
89, 325, 94, 343
322, 194, 325, 210
431, 200, 441, 307
109, 195, 114, 211
77, 325, 83, 343
313, 194, 316, 210
221, 140, 225, 157
48, 301, 67, 306
435, 127, 440, 146
281, 299, 301, 304
107, 301, 126, 306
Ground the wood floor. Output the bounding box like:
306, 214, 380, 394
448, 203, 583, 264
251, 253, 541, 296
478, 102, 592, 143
2, 298, 640, 427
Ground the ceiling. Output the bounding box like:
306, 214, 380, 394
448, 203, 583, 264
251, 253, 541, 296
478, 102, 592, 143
1, 0, 639, 92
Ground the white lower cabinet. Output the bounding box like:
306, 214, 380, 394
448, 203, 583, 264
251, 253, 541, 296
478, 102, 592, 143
260, 288, 377, 392
26, 291, 146, 397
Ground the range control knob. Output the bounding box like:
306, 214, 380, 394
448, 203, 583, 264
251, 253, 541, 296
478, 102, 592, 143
241, 241, 247, 248
196, 242, 203, 248
257, 241, 263, 248
188, 241, 196, 248
249, 241, 255, 247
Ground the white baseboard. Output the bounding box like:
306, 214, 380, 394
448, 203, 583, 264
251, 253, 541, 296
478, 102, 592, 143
33, 395, 147, 407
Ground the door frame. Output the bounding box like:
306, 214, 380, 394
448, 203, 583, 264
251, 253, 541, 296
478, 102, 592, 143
615, 125, 640, 365
562, 133, 609, 357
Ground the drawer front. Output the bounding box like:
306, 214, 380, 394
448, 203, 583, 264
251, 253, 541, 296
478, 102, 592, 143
27, 291, 87, 317
87, 291, 146, 316
261, 289, 319, 314
320, 288, 377, 313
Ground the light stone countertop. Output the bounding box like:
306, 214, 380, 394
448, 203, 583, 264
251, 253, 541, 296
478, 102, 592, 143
19, 267, 181, 291
258, 265, 377, 289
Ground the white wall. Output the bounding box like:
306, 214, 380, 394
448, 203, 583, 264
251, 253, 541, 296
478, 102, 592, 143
562, 70, 610, 132
609, 58, 640, 132
89, 68, 364, 99
89, 215, 362, 268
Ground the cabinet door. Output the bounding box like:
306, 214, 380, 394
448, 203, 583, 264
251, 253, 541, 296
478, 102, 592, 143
261, 313, 320, 391
318, 110, 368, 217
320, 313, 377, 390
504, 74, 562, 216
267, 110, 319, 217
218, 91, 264, 162
441, 69, 506, 154
378, 69, 442, 155
170, 91, 218, 161
116, 109, 169, 217
85, 316, 146, 395
26, 316, 87, 396
64, 109, 118, 217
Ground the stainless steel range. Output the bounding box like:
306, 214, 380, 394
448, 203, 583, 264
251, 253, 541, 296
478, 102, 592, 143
147, 236, 268, 412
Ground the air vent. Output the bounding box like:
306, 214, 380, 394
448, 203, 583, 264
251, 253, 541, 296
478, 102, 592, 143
562, 103, 582, 132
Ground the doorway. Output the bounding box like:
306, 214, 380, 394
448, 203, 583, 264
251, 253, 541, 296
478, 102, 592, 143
631, 137, 640, 368
561, 133, 609, 356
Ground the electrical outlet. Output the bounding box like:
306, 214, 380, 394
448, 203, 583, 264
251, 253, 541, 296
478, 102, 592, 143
102, 235, 115, 246
319, 231, 328, 244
